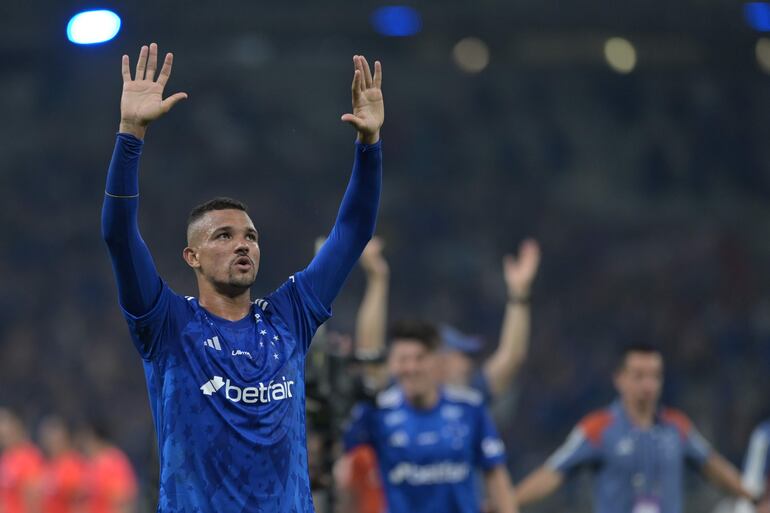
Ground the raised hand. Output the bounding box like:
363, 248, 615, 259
341, 55, 384, 144
360, 236, 389, 277
503, 239, 541, 298
119, 43, 188, 139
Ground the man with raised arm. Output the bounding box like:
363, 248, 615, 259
515, 344, 757, 513
101, 43, 383, 513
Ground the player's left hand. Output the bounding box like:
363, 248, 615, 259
503, 239, 541, 298
341, 55, 383, 145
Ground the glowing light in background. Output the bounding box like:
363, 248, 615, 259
67, 10, 121, 45
745, 2, 770, 31
371, 6, 422, 37
756, 38, 770, 73
604, 37, 637, 74
453, 37, 490, 73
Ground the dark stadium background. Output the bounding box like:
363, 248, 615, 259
1, 1, 769, 511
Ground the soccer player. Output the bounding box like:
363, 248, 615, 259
514, 343, 757, 513
343, 321, 518, 513
734, 419, 770, 513
101, 43, 383, 513
0, 408, 45, 513
38, 415, 86, 513
79, 421, 137, 513
354, 237, 540, 402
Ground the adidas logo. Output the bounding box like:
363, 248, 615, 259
203, 336, 221, 351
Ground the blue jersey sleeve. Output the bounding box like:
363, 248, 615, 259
683, 425, 712, 469
343, 402, 376, 452
546, 422, 604, 474
121, 282, 190, 359
264, 273, 332, 354
101, 133, 164, 318
661, 409, 712, 469
475, 406, 507, 471
301, 141, 382, 309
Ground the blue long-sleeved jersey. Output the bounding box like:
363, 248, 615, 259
102, 133, 381, 513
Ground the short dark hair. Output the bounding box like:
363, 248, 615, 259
617, 342, 662, 370
388, 320, 441, 352
187, 197, 248, 227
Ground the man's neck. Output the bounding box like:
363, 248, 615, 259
622, 398, 656, 428
198, 290, 253, 321
406, 386, 440, 410
196, 278, 253, 321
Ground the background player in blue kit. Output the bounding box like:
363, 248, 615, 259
101, 42, 384, 513
515, 344, 755, 513
342, 320, 518, 513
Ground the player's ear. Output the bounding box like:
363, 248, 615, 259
183, 246, 201, 269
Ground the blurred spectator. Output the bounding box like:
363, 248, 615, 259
38, 415, 86, 513
0, 408, 44, 513
78, 421, 137, 513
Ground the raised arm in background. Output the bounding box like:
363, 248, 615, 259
355, 237, 389, 356
484, 239, 541, 396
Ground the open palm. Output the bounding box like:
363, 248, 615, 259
504, 239, 541, 295
341, 55, 384, 143
120, 43, 187, 130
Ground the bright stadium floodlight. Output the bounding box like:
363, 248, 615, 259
371, 6, 422, 37
745, 2, 770, 31
67, 10, 121, 45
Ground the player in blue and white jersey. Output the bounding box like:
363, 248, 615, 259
101, 43, 384, 513
515, 343, 756, 513
735, 420, 770, 513
343, 320, 518, 513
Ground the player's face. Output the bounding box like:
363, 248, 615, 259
388, 339, 438, 401
439, 350, 473, 386
615, 352, 663, 408
185, 209, 261, 293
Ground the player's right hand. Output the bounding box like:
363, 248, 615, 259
360, 236, 389, 277
119, 43, 188, 139
503, 239, 541, 298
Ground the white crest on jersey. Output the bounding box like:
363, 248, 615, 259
389, 430, 409, 448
